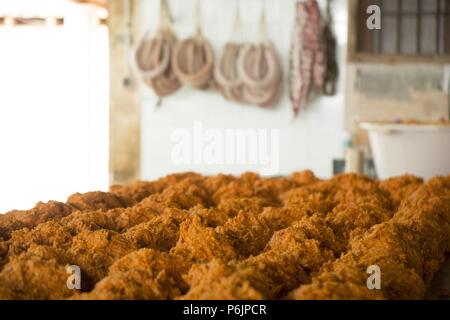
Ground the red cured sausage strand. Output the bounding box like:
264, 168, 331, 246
289, 0, 327, 117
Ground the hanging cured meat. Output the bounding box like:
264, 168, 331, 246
289, 0, 327, 117
172, 0, 214, 90
236, 11, 283, 108
135, 0, 181, 97
215, 42, 246, 102
214, 9, 246, 103
238, 43, 283, 107
323, 0, 338, 96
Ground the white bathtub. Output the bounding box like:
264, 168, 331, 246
361, 122, 450, 180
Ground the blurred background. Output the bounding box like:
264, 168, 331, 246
0, 0, 449, 212
0, 0, 109, 211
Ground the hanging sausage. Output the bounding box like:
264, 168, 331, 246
214, 8, 246, 103
289, 0, 327, 117
172, 0, 214, 90
236, 10, 283, 108
135, 0, 181, 97
323, 0, 338, 96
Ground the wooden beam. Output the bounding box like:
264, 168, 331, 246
71, 0, 107, 8
347, 0, 359, 62
108, 0, 142, 185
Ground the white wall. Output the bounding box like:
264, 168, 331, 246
139, 0, 348, 180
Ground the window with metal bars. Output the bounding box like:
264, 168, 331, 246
349, 0, 450, 62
